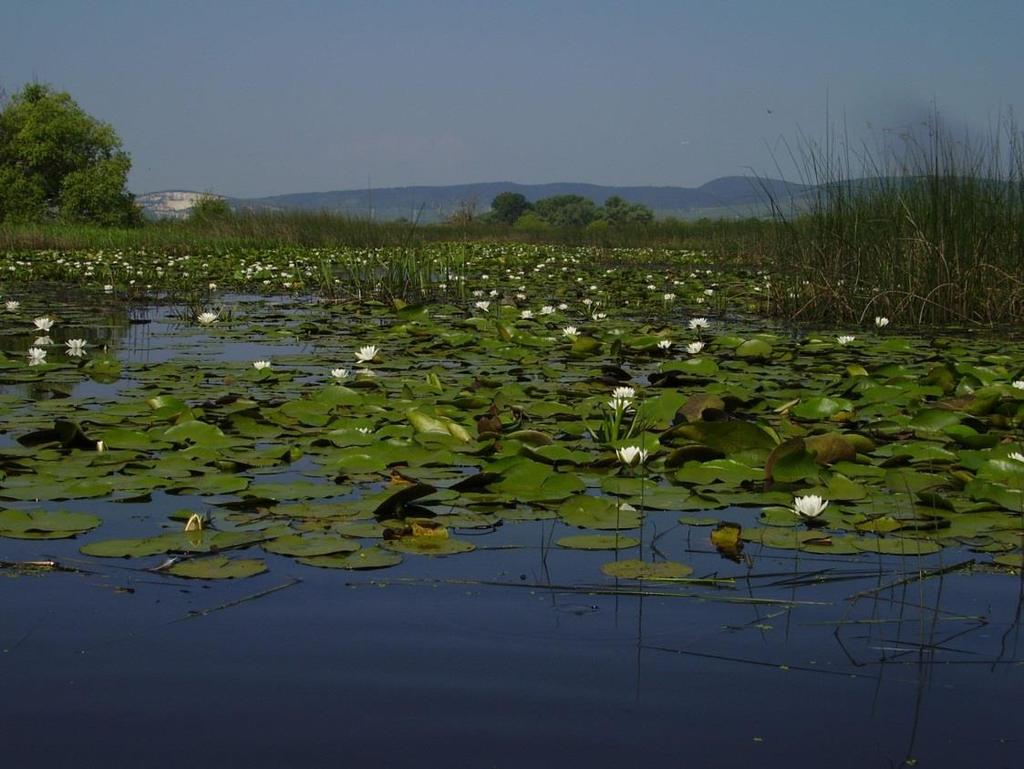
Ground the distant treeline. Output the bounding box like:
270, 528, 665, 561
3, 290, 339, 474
0, 205, 767, 254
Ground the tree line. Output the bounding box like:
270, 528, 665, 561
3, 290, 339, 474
485, 191, 654, 228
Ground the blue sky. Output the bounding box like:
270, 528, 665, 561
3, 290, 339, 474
2, 0, 1021, 196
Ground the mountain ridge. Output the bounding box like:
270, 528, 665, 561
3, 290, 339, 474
138, 176, 811, 221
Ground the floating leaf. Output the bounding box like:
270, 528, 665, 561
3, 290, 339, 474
600, 559, 693, 580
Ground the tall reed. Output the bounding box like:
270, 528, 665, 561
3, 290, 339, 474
761, 114, 1024, 325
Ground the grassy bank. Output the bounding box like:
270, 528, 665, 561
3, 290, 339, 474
0, 210, 767, 254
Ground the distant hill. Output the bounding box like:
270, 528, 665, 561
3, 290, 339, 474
137, 177, 812, 221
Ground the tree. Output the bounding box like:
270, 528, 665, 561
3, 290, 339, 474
489, 191, 532, 225
189, 194, 233, 223
602, 195, 654, 225
533, 194, 600, 227
0, 83, 140, 225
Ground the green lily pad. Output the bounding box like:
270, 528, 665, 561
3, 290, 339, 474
168, 556, 268, 579
600, 559, 694, 580
298, 546, 404, 570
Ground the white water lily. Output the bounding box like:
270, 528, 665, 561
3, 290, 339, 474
33, 316, 54, 332
355, 345, 379, 363
358, 368, 377, 378
1012, 380, 1024, 390
874, 316, 890, 328
562, 326, 579, 338
27, 347, 46, 366
689, 317, 709, 331
5, 300, 19, 311
793, 494, 829, 520
657, 339, 672, 350
616, 445, 649, 466
540, 305, 555, 315
331, 368, 349, 380
557, 303, 569, 311
252, 360, 271, 370
686, 341, 705, 355
1008, 451, 1024, 462
520, 309, 533, 319
837, 335, 856, 345
474, 300, 490, 312
607, 397, 631, 411
33, 336, 52, 346
612, 386, 636, 401
65, 339, 87, 356
103, 284, 114, 293
196, 311, 219, 326
662, 292, 676, 302
355, 427, 373, 435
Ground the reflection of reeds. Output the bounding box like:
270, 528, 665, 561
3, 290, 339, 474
759, 112, 1024, 325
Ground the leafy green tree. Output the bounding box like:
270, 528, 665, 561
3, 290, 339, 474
602, 195, 654, 225
0, 83, 139, 225
533, 194, 599, 227
188, 194, 233, 223
489, 191, 532, 224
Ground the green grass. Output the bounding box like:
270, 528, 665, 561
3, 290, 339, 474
759, 115, 1024, 325
0, 209, 767, 254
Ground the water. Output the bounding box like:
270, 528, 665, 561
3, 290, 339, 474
0, 295, 1021, 767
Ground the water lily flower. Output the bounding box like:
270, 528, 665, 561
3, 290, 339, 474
33, 336, 52, 346
686, 341, 705, 354
355, 427, 373, 435
557, 303, 569, 311
196, 311, 219, 326
27, 347, 46, 366
612, 386, 636, 401
793, 494, 829, 520
355, 345, 379, 363
474, 300, 490, 312
358, 368, 377, 378
331, 368, 349, 380
562, 326, 579, 338
663, 292, 676, 302
520, 309, 533, 319
33, 316, 54, 332
1009, 451, 1024, 463
607, 397, 631, 411
540, 305, 555, 315
837, 335, 856, 345
657, 339, 672, 350
208, 282, 218, 290
5, 300, 19, 311
874, 316, 890, 328
1012, 380, 1024, 390
103, 284, 114, 293
689, 317, 710, 331
65, 339, 87, 356
616, 445, 649, 466
252, 360, 271, 370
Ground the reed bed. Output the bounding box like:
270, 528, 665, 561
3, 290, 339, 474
761, 116, 1024, 325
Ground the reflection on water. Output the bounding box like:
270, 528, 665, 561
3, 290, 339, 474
0, 505, 1020, 768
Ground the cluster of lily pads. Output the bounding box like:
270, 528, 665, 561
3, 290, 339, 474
0, 243, 1021, 580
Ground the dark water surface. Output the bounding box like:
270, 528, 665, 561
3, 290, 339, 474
3, 533, 1021, 769
1, 297, 1022, 768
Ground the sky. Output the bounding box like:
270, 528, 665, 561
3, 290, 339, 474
2, 0, 1022, 197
